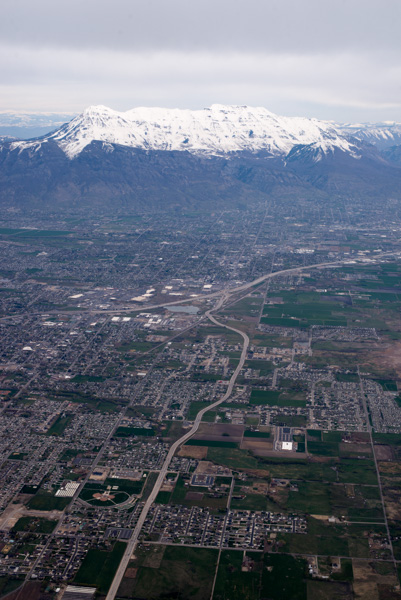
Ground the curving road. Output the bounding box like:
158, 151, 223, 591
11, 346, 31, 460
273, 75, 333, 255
105, 253, 391, 599
118, 254, 394, 315
105, 295, 249, 600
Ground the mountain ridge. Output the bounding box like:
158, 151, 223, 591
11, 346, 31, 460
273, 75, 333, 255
11, 104, 360, 161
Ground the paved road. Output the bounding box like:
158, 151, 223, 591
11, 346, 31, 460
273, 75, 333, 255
108, 254, 399, 316
105, 295, 249, 600
105, 253, 394, 599
114, 260, 347, 313
0, 253, 393, 325
358, 366, 396, 565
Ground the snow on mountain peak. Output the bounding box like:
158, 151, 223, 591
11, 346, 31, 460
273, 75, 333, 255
11, 104, 360, 160
338, 120, 401, 150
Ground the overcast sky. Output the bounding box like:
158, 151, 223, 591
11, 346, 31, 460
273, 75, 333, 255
1, 0, 400, 122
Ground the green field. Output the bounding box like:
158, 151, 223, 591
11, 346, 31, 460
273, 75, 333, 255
127, 545, 219, 600
74, 541, 126, 595
207, 446, 262, 471
213, 550, 261, 600
114, 426, 155, 437
375, 378, 398, 391
169, 476, 228, 510
12, 517, 57, 534
244, 359, 275, 373
206, 446, 353, 482
272, 414, 307, 427
222, 296, 264, 318
337, 458, 378, 485
187, 401, 214, 420
46, 413, 73, 436
287, 481, 331, 514
117, 341, 155, 352
261, 294, 349, 329
140, 472, 159, 502
283, 481, 384, 520
335, 372, 360, 383
0, 576, 24, 598
46, 389, 121, 412
155, 491, 172, 504
231, 492, 278, 512
27, 491, 71, 511
186, 439, 238, 448
244, 430, 271, 438
277, 517, 375, 558
250, 389, 306, 407
79, 477, 143, 506
308, 441, 340, 457
373, 433, 401, 445
261, 554, 307, 600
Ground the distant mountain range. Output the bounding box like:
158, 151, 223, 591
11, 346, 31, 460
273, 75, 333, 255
1, 105, 400, 212
0, 112, 76, 140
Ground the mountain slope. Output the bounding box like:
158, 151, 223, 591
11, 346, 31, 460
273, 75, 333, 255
2, 105, 401, 213
0, 141, 275, 210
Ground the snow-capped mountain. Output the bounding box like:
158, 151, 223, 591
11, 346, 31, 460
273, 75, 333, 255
2, 104, 401, 213
338, 121, 401, 150
12, 104, 360, 160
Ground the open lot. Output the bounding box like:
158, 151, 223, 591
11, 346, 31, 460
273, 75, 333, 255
177, 444, 208, 459
352, 559, 400, 600
241, 438, 274, 455
307, 580, 353, 600
192, 422, 244, 443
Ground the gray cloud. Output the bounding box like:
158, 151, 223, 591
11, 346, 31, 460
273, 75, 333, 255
1, 0, 400, 120
3, 0, 401, 54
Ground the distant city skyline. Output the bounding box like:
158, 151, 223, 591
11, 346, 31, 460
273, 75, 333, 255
1, 0, 400, 122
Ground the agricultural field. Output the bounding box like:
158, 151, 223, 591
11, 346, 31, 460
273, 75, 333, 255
74, 542, 126, 595
118, 545, 218, 600
213, 550, 262, 600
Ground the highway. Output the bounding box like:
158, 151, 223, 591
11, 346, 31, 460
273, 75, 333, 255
105, 293, 249, 600
105, 252, 393, 599
102, 254, 397, 316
